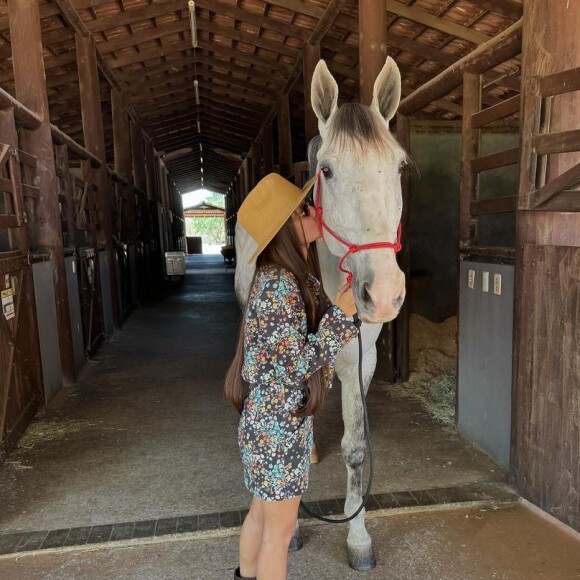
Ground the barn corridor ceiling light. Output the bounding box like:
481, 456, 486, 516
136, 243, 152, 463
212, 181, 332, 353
194, 79, 200, 105
188, 1, 198, 49
188, 0, 202, 189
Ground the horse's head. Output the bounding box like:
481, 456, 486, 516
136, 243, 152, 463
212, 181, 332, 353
310, 57, 406, 324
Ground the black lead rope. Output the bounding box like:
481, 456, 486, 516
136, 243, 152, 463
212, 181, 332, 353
299, 314, 374, 524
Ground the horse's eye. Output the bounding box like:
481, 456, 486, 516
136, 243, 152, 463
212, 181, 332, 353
321, 166, 333, 179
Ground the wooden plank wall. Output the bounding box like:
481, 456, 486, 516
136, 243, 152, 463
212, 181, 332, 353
514, 245, 580, 530
511, 0, 580, 532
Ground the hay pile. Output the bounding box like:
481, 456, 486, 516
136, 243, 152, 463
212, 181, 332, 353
376, 315, 457, 424
17, 418, 98, 449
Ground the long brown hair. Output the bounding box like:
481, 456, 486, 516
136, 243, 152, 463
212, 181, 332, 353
225, 213, 329, 417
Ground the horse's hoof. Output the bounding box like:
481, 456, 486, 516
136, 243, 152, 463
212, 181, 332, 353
347, 545, 376, 571
288, 531, 304, 552
310, 443, 320, 464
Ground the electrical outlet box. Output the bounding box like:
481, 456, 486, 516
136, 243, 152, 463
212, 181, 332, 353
468, 269, 475, 289
494, 273, 502, 295
482, 271, 489, 293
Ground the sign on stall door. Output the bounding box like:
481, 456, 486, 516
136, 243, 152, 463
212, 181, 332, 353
2, 287, 15, 320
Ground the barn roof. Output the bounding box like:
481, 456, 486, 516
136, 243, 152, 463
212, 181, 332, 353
0, 0, 522, 195
183, 202, 225, 217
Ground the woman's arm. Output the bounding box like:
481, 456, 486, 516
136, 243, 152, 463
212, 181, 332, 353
252, 271, 358, 386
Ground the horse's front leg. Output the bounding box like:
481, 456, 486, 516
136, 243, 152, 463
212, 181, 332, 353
338, 344, 377, 571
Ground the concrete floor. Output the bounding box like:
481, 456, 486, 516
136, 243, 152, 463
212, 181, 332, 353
0, 255, 502, 535
1, 255, 580, 578
1, 502, 579, 579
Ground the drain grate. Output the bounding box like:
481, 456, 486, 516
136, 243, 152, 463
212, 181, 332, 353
0, 482, 518, 556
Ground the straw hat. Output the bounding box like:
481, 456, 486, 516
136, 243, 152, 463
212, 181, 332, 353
237, 173, 317, 263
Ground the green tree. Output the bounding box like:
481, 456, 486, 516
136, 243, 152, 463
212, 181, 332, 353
204, 192, 225, 208
186, 217, 225, 244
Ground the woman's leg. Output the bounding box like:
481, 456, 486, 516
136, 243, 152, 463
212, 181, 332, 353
239, 497, 264, 578
256, 495, 301, 580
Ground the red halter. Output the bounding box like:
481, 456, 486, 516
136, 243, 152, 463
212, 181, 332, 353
313, 170, 402, 287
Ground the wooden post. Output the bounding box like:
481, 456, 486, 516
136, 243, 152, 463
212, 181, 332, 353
395, 113, 410, 382
112, 90, 136, 242
303, 42, 321, 144
277, 94, 293, 178
511, 0, 580, 533
241, 158, 250, 199
262, 121, 274, 175
359, 0, 387, 105
251, 141, 261, 187
131, 121, 147, 192
459, 73, 482, 249
8, 0, 76, 383
144, 137, 156, 201
76, 33, 121, 328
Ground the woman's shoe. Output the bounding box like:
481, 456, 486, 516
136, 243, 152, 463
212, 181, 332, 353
234, 567, 256, 580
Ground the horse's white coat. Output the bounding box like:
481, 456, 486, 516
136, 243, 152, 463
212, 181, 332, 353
234, 57, 405, 568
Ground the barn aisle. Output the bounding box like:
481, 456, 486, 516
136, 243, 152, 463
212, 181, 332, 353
1, 255, 507, 547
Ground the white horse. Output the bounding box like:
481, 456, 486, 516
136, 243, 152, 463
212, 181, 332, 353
234, 57, 406, 571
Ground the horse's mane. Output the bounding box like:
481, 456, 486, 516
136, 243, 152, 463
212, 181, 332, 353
325, 103, 403, 159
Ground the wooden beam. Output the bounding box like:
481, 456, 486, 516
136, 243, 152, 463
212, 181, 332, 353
469, 0, 523, 20
303, 42, 321, 143
360, 0, 387, 105
471, 195, 518, 215
0, 87, 41, 130
76, 33, 120, 327
115, 54, 285, 89
50, 124, 101, 167
534, 130, 580, 155
0, 4, 60, 32
247, 0, 350, 156
53, 0, 123, 91
8, 0, 76, 383
395, 113, 410, 383
112, 89, 137, 242
471, 95, 520, 127
108, 39, 290, 79
128, 68, 278, 101
471, 146, 519, 173
399, 19, 522, 115
99, 16, 301, 63
539, 66, 580, 97
387, 1, 491, 45
130, 120, 147, 192
459, 72, 481, 249
278, 94, 293, 178
263, 121, 274, 175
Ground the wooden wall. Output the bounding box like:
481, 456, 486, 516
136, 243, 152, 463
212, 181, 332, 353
511, 0, 580, 532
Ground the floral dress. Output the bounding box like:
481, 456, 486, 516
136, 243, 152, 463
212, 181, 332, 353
238, 264, 359, 501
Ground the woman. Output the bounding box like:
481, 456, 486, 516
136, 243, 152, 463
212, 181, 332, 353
225, 173, 359, 580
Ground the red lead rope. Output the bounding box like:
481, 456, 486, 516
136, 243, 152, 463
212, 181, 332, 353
313, 170, 402, 287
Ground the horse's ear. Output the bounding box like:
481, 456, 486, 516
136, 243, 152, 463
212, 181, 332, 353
371, 57, 401, 122
311, 60, 338, 128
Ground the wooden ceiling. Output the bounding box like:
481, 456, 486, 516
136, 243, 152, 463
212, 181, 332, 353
0, 0, 522, 194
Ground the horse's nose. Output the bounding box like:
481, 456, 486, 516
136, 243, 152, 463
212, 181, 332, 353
392, 276, 406, 310
393, 293, 404, 310
362, 282, 374, 309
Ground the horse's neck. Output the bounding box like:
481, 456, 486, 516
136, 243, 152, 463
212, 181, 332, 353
234, 222, 257, 307
235, 223, 345, 309
316, 238, 344, 305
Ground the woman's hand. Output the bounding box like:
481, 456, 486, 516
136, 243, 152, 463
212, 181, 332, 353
334, 283, 357, 316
